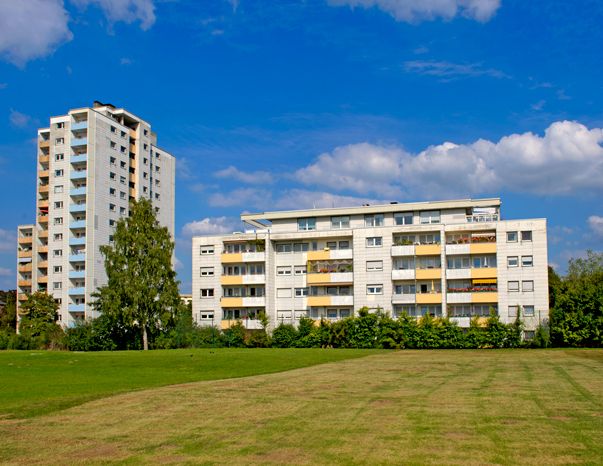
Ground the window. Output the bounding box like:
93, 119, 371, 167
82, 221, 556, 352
298, 217, 316, 231
120, 161, 126, 169
276, 243, 292, 253
417, 256, 441, 269
366, 236, 382, 247
110, 141, 116, 149
120, 146, 126, 153
508, 281, 519, 292
120, 130, 126, 138
507, 231, 518, 242
55, 137, 64, 145
420, 210, 440, 224
522, 280, 534, 292
54, 201, 63, 209
524, 305, 535, 316
277, 266, 292, 276
394, 257, 415, 270
119, 191, 126, 199
110, 125, 116, 133
339, 240, 350, 249
326, 241, 337, 250
54, 169, 64, 177
200, 267, 214, 277
524, 330, 535, 340
109, 219, 116, 227
110, 172, 116, 180
200, 289, 214, 298
521, 256, 533, 267
507, 256, 518, 267
120, 176, 126, 185
365, 214, 384, 227
418, 233, 440, 245
295, 287, 308, 297
508, 305, 518, 318
521, 230, 532, 242
198, 311, 214, 321
54, 217, 63, 225
53, 282, 62, 290
53, 266, 62, 273
54, 185, 63, 194
367, 284, 383, 295
395, 283, 415, 295
55, 153, 64, 161
367, 260, 383, 271
120, 207, 126, 215
110, 156, 116, 166
394, 212, 413, 225
472, 255, 497, 268
277, 288, 292, 298
53, 233, 63, 241
200, 245, 214, 255
294, 265, 307, 275
53, 249, 62, 257
144, 143, 148, 150
56, 122, 64, 129
109, 203, 116, 212
143, 157, 148, 165
331, 216, 350, 229
109, 188, 116, 196
144, 129, 148, 136
293, 242, 309, 252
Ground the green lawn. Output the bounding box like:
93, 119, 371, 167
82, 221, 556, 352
0, 348, 378, 419
1, 349, 602, 465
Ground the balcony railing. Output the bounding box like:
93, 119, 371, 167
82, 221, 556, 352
466, 214, 499, 223
71, 137, 87, 147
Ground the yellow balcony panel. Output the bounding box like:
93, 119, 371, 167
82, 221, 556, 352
129, 173, 136, 183
415, 244, 441, 256
38, 245, 48, 253
129, 187, 136, 197
221, 275, 243, 285
471, 292, 498, 304
18, 279, 31, 287
307, 296, 332, 307
38, 215, 48, 224
38, 261, 48, 268
38, 169, 49, 178
221, 253, 243, 263
18, 236, 33, 244
38, 230, 48, 239
221, 297, 243, 307
38, 185, 49, 193
307, 273, 332, 285
17, 250, 32, 258
39, 154, 49, 163
471, 268, 498, 279
129, 129, 137, 139
470, 243, 497, 254
416, 293, 442, 304
38, 199, 49, 209
415, 268, 442, 280
37, 276, 48, 284
18, 263, 32, 272
307, 250, 331, 261
39, 140, 50, 149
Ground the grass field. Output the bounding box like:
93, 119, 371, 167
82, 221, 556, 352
1, 349, 602, 465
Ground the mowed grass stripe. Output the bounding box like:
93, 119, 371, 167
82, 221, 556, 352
0, 349, 601, 465
0, 348, 379, 419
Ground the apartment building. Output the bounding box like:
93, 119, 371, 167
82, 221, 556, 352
16, 102, 175, 327
192, 198, 548, 336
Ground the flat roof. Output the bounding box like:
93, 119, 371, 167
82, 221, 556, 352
241, 197, 501, 222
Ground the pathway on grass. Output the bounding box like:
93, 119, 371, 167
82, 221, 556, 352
1, 349, 602, 465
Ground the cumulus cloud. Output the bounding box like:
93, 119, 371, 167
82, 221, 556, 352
9, 110, 31, 128
181, 217, 240, 237
71, 0, 156, 30
214, 166, 274, 184
588, 216, 603, 237
208, 188, 273, 209
295, 121, 603, 199
274, 189, 385, 210
0, 0, 72, 66
404, 60, 508, 80
328, 0, 500, 22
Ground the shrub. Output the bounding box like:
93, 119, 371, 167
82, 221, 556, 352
272, 324, 298, 348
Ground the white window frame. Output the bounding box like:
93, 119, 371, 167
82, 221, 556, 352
277, 266, 292, 276
508, 281, 519, 292
200, 288, 214, 298
200, 245, 214, 255
366, 260, 383, 271
507, 256, 518, 268
331, 216, 350, 229
521, 256, 533, 267
522, 280, 534, 292
507, 231, 518, 242
297, 217, 316, 231
200, 267, 214, 276
367, 284, 383, 295
366, 236, 382, 247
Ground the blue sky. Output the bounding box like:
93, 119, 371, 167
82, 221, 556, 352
1, 0, 602, 292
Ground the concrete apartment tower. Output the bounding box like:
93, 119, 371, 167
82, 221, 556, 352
192, 198, 549, 337
16, 102, 175, 327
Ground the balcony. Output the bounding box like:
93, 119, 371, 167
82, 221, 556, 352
221, 252, 266, 263
37, 260, 48, 268
70, 187, 87, 196
39, 154, 49, 164
71, 137, 87, 147
466, 214, 498, 223
415, 268, 442, 280
69, 253, 86, 262
220, 275, 266, 285
221, 319, 265, 331
18, 236, 33, 244
307, 272, 353, 285
37, 276, 48, 284
18, 263, 32, 272
415, 244, 441, 256
68, 270, 86, 279
70, 219, 86, 229
17, 250, 32, 258
307, 295, 354, 307
18, 279, 32, 287
70, 170, 87, 180
392, 269, 415, 280
39, 140, 50, 149
71, 154, 87, 164
68, 287, 86, 296
38, 245, 48, 253
220, 297, 266, 307
416, 293, 442, 304
38, 215, 48, 224
71, 120, 88, 131
307, 249, 353, 261
38, 230, 48, 239
471, 267, 497, 280
38, 169, 49, 178
38, 199, 49, 209
391, 245, 415, 256
392, 294, 416, 304
68, 304, 85, 312
38, 184, 49, 193
69, 203, 86, 213
69, 237, 86, 246
446, 292, 472, 304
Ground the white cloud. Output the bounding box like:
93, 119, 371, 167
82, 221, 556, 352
181, 217, 240, 237
275, 189, 384, 210
328, 0, 501, 22
208, 188, 273, 209
214, 166, 273, 184
71, 0, 156, 30
404, 60, 508, 80
9, 110, 31, 128
0, 229, 17, 253
0, 0, 72, 66
588, 216, 603, 237
295, 121, 603, 199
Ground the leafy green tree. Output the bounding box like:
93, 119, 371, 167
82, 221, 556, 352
0, 290, 17, 332
19, 291, 59, 336
93, 198, 180, 350
271, 323, 298, 348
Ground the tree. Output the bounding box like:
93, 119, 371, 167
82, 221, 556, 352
0, 290, 17, 332
19, 291, 59, 336
93, 198, 180, 350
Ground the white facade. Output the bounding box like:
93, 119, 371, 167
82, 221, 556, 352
192, 198, 548, 335
17, 102, 175, 327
